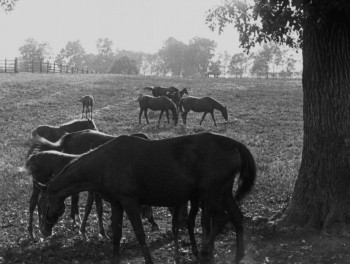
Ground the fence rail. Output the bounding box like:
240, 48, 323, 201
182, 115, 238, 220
0, 58, 98, 74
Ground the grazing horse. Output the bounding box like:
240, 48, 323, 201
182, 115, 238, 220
79, 95, 94, 120
34, 132, 256, 264
179, 96, 228, 127
138, 95, 178, 125
143, 86, 178, 97
166, 88, 189, 110
29, 119, 97, 143
26, 130, 159, 239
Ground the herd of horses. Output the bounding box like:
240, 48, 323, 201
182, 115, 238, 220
78, 86, 228, 127
23, 86, 256, 264
139, 86, 228, 127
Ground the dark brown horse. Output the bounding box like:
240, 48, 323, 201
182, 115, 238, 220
29, 119, 97, 142
179, 96, 228, 127
138, 95, 178, 125
165, 88, 189, 110
143, 86, 178, 97
26, 130, 158, 239
34, 132, 256, 264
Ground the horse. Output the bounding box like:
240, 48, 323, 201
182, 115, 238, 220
165, 88, 189, 110
179, 96, 228, 127
143, 86, 178, 97
34, 132, 256, 264
29, 119, 97, 143
26, 130, 159, 239
138, 95, 178, 125
79, 95, 94, 120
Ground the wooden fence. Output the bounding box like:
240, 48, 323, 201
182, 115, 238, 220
0, 58, 98, 74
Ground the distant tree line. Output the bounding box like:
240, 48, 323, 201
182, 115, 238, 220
17, 37, 300, 78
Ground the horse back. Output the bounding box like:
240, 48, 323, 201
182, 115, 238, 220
60, 119, 97, 133
61, 130, 115, 154
181, 96, 213, 112
50, 133, 245, 206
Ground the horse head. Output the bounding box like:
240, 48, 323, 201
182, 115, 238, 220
36, 183, 65, 237
181, 87, 189, 95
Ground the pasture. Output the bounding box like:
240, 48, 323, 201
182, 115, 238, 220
0, 73, 348, 263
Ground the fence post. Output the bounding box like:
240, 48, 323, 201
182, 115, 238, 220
14, 58, 18, 73
53, 62, 56, 74
60, 64, 62, 74
47, 62, 49, 73
32, 60, 34, 73
39, 59, 42, 73
4, 58, 7, 73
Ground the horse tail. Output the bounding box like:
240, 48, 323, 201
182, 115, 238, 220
234, 141, 256, 202
143, 87, 153, 92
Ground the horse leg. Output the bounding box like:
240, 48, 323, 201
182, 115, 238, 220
139, 109, 143, 124
95, 192, 108, 239
122, 199, 153, 264
172, 205, 181, 264
210, 112, 217, 127
146, 207, 160, 231
158, 110, 164, 125
144, 109, 150, 124
70, 194, 80, 227
79, 191, 94, 239
200, 112, 208, 126
179, 202, 188, 229
200, 206, 212, 262
201, 202, 228, 263
28, 183, 40, 239
181, 111, 188, 125
188, 199, 200, 258
111, 203, 124, 264
165, 110, 170, 124
224, 193, 245, 263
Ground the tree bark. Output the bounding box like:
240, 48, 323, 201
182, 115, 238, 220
280, 7, 350, 233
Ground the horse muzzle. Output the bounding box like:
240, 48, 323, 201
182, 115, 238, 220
40, 223, 53, 237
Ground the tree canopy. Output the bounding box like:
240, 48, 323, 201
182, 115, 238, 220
0, 0, 17, 12
206, 0, 350, 51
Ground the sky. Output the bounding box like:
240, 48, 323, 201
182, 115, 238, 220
0, 0, 243, 59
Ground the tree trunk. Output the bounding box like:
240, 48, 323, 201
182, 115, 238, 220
280, 8, 350, 233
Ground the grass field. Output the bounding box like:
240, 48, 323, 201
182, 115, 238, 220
0, 73, 348, 263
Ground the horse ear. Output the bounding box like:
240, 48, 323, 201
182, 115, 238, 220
33, 180, 47, 191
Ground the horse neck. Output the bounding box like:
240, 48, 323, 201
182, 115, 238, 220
52, 154, 75, 175
48, 157, 99, 198
210, 98, 225, 112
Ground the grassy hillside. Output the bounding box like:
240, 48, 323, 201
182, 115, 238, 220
1, 73, 347, 263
